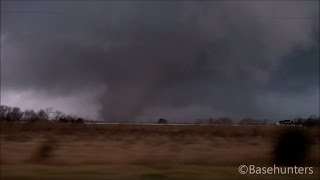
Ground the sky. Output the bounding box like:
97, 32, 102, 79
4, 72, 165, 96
1, 1, 319, 122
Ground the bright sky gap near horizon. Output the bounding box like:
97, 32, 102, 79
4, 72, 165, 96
0, 1, 319, 122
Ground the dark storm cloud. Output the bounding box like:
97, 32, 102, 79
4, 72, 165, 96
1, 1, 319, 121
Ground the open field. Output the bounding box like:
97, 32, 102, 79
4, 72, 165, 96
1, 122, 319, 179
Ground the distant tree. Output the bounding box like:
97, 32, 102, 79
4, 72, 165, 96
0, 105, 9, 120
75, 117, 84, 123
23, 109, 40, 122
303, 115, 320, 127
3, 106, 13, 121
45, 107, 53, 120
294, 117, 304, 125
11, 107, 23, 121
38, 109, 49, 121
53, 111, 65, 121
158, 118, 168, 124
0, 106, 23, 121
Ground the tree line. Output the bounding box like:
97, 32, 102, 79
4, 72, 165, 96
0, 104, 319, 126
195, 117, 268, 125
0, 105, 87, 123
195, 116, 319, 126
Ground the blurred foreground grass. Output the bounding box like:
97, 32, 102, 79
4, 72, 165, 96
2, 165, 319, 180
1, 122, 319, 179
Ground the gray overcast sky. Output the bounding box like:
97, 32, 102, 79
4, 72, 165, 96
1, 1, 319, 122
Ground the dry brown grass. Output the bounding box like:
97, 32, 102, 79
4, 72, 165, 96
1, 122, 319, 168
3, 121, 317, 137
